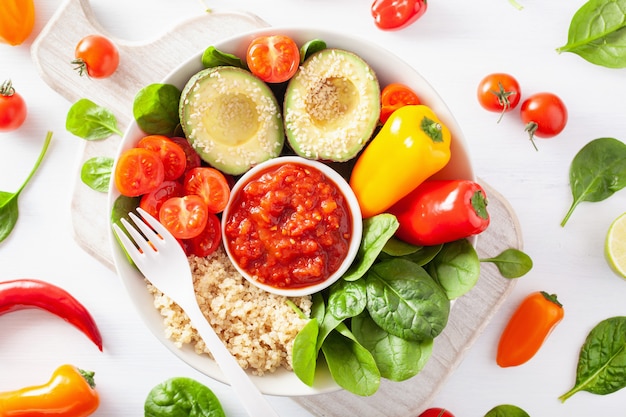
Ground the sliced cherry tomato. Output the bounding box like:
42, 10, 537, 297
418, 408, 455, 417
169, 136, 202, 174
477, 73, 521, 122
137, 135, 187, 181
159, 195, 209, 240
246, 35, 300, 83
520, 92, 568, 150
72, 34, 120, 79
183, 212, 222, 257
183, 167, 231, 214
139, 180, 184, 219
380, 82, 420, 123
114, 147, 165, 197
371, 0, 428, 31
0, 80, 27, 132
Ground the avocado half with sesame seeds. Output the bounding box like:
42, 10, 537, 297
179, 66, 284, 176
283, 48, 381, 162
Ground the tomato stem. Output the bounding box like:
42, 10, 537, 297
0, 79, 15, 96
524, 122, 539, 151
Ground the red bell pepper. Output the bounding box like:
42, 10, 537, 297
388, 179, 490, 246
0, 279, 103, 351
371, 0, 428, 31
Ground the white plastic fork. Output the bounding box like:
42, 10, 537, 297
112, 207, 280, 417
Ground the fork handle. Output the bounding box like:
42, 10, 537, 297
184, 303, 281, 417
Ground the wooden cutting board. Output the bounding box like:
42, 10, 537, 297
31, 0, 521, 414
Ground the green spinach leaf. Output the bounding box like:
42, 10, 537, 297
343, 213, 399, 281
144, 377, 224, 417
557, 0, 626, 68
299, 39, 327, 63
327, 278, 367, 320
201, 46, 246, 69
352, 313, 433, 382
561, 137, 626, 226
560, 316, 626, 402
66, 98, 122, 140
381, 236, 421, 256
484, 404, 530, 417
81, 156, 113, 192
133, 83, 181, 135
366, 258, 450, 341
0, 132, 52, 244
481, 248, 533, 278
292, 318, 319, 387
428, 239, 480, 299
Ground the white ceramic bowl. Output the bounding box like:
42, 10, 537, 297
221, 156, 362, 297
108, 27, 474, 396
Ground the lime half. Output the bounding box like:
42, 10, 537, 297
606, 212, 626, 279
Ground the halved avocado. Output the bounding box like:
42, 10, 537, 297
179, 66, 284, 175
283, 48, 380, 162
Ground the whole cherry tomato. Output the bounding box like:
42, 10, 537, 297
114, 147, 164, 197
246, 35, 300, 83
371, 0, 428, 31
418, 408, 455, 417
477, 73, 521, 122
72, 34, 120, 78
0, 80, 27, 132
159, 195, 209, 240
520, 92, 568, 150
380, 82, 420, 123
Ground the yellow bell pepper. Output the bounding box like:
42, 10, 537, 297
349, 104, 451, 218
0, 0, 35, 46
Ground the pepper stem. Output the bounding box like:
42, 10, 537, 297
78, 368, 97, 389
540, 291, 563, 308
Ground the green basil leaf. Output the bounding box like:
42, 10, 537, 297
144, 377, 225, 417
300, 39, 326, 63
428, 239, 480, 299
560, 316, 626, 402
292, 318, 319, 386
557, 0, 626, 68
66, 98, 122, 140
133, 83, 181, 135
481, 248, 533, 278
81, 156, 113, 192
484, 404, 530, 417
343, 213, 399, 282
366, 258, 450, 342
352, 313, 433, 382
201, 46, 246, 69
561, 137, 626, 226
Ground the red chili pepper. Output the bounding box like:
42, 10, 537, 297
0, 279, 103, 351
388, 179, 490, 246
371, 0, 428, 31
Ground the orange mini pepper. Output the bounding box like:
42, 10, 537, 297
0, 0, 35, 46
496, 291, 564, 367
0, 364, 100, 416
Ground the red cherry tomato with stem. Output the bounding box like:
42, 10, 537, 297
246, 35, 300, 83
137, 135, 187, 181
418, 408, 455, 417
114, 147, 165, 197
520, 92, 568, 151
380, 82, 420, 123
183, 167, 231, 214
73, 34, 120, 78
159, 195, 209, 240
0, 80, 27, 132
371, 0, 428, 31
477, 73, 521, 122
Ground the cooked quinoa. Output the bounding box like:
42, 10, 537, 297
147, 247, 312, 375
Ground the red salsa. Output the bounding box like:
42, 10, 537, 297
224, 162, 353, 289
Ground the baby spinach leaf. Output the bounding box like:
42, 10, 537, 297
292, 318, 319, 387
66, 98, 122, 140
343, 213, 399, 281
144, 377, 225, 417
560, 316, 626, 402
0, 132, 52, 244
328, 278, 367, 320
556, 0, 626, 68
201, 46, 246, 69
352, 313, 433, 382
428, 239, 480, 299
81, 156, 113, 192
133, 83, 181, 135
382, 236, 421, 256
481, 248, 533, 278
366, 258, 450, 342
561, 137, 626, 226
321, 324, 380, 396
300, 39, 327, 63
484, 404, 530, 417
